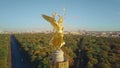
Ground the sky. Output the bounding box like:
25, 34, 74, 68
0, 0, 120, 32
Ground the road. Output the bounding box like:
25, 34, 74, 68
11, 35, 32, 68
76, 38, 84, 68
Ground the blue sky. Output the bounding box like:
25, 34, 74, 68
0, 0, 120, 31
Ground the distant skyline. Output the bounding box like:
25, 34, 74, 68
0, 0, 120, 31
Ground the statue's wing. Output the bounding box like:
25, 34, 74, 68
42, 14, 58, 29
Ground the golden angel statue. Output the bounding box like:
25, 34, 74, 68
42, 12, 65, 49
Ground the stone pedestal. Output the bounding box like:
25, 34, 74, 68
50, 50, 69, 68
